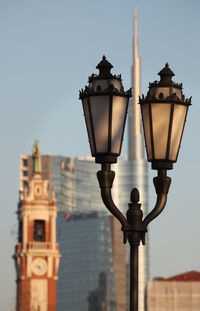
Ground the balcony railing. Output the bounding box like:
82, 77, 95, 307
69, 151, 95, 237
15, 242, 59, 252
27, 242, 58, 250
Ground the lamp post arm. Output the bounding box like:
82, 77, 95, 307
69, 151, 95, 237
100, 186, 128, 227
142, 193, 168, 228
142, 169, 171, 228
97, 164, 128, 228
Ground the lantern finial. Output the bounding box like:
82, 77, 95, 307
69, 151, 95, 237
96, 56, 113, 78
158, 63, 175, 85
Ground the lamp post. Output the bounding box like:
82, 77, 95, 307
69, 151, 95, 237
79, 56, 191, 311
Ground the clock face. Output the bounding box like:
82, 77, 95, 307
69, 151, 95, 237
32, 258, 47, 276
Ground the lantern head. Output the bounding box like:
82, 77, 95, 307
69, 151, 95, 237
80, 56, 131, 164
139, 63, 191, 170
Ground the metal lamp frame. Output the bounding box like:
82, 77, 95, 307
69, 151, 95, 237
79, 56, 131, 164
80, 59, 191, 311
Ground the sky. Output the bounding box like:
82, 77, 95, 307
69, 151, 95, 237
1, 0, 200, 310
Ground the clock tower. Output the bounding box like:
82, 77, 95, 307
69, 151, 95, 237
14, 140, 61, 311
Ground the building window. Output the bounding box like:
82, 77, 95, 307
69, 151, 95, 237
23, 170, 28, 177
18, 220, 22, 243
23, 181, 28, 188
23, 159, 28, 167
34, 220, 45, 241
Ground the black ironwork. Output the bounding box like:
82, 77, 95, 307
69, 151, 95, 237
97, 164, 171, 311
79, 56, 131, 98
79, 56, 131, 164
139, 63, 191, 170
80, 59, 191, 311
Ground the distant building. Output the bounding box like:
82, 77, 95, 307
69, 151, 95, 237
57, 211, 127, 311
14, 141, 61, 311
20, 151, 149, 310
146, 271, 200, 311
20, 154, 106, 213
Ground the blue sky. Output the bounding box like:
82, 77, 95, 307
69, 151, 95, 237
1, 0, 200, 309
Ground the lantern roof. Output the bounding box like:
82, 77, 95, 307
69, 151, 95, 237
88, 55, 122, 82
79, 56, 132, 99
148, 63, 183, 89
138, 63, 191, 105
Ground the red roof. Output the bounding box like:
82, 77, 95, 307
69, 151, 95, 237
160, 271, 200, 282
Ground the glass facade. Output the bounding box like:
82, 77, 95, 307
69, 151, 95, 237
52, 155, 66, 210
56, 157, 149, 311
57, 157, 107, 213
57, 212, 127, 311
74, 158, 105, 212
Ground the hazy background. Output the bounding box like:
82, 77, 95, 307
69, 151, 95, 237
1, 0, 200, 310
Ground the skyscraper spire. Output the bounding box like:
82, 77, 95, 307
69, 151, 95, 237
127, 8, 149, 311
128, 6, 144, 160
134, 6, 138, 59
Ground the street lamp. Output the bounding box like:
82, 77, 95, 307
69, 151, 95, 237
140, 63, 191, 170
80, 55, 131, 164
79, 56, 191, 311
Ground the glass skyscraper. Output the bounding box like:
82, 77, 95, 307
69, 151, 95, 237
57, 156, 149, 311
57, 211, 127, 311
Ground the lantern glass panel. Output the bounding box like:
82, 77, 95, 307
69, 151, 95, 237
169, 104, 187, 161
141, 103, 152, 160
151, 103, 171, 159
82, 98, 95, 155
90, 95, 109, 153
111, 96, 128, 154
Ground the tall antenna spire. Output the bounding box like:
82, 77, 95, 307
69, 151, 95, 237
128, 6, 144, 160
127, 9, 149, 311
134, 6, 138, 58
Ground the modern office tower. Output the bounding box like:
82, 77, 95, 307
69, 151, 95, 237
127, 7, 149, 311
60, 156, 104, 212
57, 211, 127, 311
146, 271, 200, 310
14, 141, 60, 311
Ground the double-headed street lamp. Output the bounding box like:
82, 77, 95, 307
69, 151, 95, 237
79, 56, 191, 311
